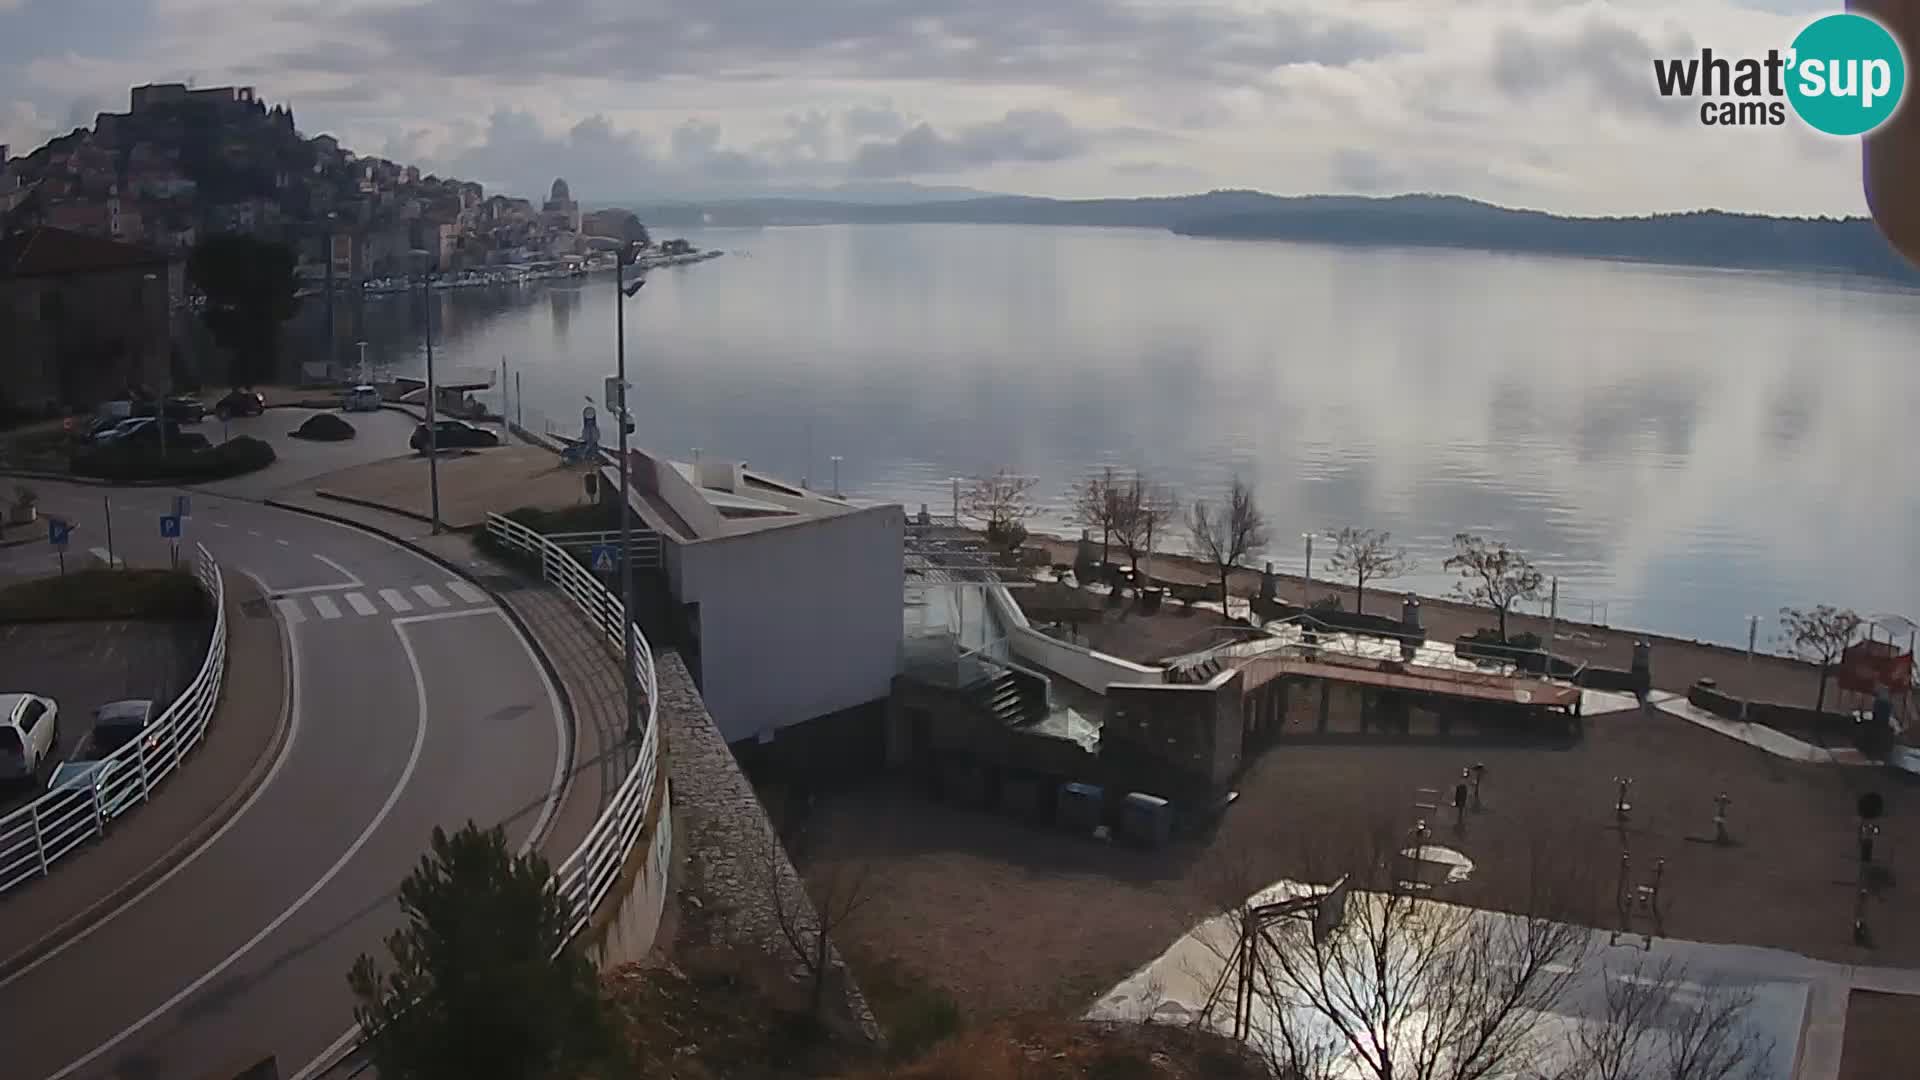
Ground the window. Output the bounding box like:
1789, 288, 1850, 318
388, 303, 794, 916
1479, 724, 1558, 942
17, 701, 46, 734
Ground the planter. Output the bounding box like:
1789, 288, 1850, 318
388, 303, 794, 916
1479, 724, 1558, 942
5, 506, 35, 526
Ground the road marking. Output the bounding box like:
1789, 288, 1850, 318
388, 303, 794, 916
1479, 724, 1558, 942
247, 530, 262, 538
273, 582, 360, 595
294, 605, 569, 1080
311, 595, 342, 620
47, 614, 431, 1080
276, 538, 291, 547
412, 583, 451, 608
392, 607, 498, 625
212, 522, 230, 529
344, 592, 378, 617
446, 580, 487, 605
89, 547, 123, 568
312, 553, 363, 586
378, 588, 414, 613
273, 598, 307, 624
0, 568, 304, 994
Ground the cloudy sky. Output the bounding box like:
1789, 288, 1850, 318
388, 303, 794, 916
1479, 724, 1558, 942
0, 0, 1876, 215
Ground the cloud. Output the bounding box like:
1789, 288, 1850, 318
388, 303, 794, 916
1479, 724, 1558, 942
1330, 148, 1405, 193
849, 109, 1093, 178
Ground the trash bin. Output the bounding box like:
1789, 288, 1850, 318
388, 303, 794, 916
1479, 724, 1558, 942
1120, 792, 1173, 849
1058, 782, 1104, 832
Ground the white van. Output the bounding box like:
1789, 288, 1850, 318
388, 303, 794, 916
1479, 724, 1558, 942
342, 385, 383, 412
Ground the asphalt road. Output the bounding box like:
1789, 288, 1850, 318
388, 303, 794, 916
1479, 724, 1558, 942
0, 481, 567, 1080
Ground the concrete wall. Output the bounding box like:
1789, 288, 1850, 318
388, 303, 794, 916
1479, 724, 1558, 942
986, 583, 1162, 693
586, 789, 673, 970
676, 505, 905, 742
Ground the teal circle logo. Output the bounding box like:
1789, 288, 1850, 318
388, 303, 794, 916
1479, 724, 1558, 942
1786, 13, 1907, 136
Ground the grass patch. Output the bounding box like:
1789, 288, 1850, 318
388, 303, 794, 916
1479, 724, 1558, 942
849, 951, 965, 1063
0, 568, 211, 622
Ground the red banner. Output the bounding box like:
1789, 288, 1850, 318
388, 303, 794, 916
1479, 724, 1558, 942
1838, 640, 1914, 693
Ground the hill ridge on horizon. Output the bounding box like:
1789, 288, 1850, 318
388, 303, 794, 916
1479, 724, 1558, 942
619, 188, 1911, 283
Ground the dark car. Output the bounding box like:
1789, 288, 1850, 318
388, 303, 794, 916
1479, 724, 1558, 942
411, 420, 500, 452
100, 417, 208, 451
214, 389, 266, 419
130, 396, 204, 422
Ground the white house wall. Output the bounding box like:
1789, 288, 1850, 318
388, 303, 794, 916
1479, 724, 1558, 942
675, 505, 905, 742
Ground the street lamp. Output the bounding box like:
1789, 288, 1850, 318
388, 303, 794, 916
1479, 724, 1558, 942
356, 340, 370, 384
418, 272, 442, 534
830, 455, 843, 497
1302, 532, 1315, 589
615, 246, 646, 739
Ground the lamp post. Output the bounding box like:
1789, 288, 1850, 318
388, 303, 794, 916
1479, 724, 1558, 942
616, 247, 646, 739
422, 275, 441, 534
1741, 615, 1759, 724
1302, 532, 1315, 595
356, 340, 370, 384
830, 455, 843, 498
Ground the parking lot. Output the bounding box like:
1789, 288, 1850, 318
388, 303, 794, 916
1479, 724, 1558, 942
0, 619, 209, 814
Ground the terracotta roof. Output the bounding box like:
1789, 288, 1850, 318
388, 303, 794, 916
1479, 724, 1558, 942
0, 227, 169, 278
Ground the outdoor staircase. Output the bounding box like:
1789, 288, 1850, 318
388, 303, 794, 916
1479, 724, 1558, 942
1166, 656, 1224, 685
973, 666, 1048, 727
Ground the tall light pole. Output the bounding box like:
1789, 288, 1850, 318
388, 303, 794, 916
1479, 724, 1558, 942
616, 246, 646, 739
1302, 532, 1315, 591
1741, 615, 1759, 724
830, 455, 843, 498
423, 276, 441, 534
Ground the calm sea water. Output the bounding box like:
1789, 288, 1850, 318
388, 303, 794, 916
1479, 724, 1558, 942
310, 223, 1920, 647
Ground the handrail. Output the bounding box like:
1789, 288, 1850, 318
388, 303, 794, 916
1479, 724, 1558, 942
0, 544, 227, 894
483, 512, 664, 941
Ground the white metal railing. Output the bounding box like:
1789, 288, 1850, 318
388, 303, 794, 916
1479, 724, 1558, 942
0, 543, 227, 894
484, 512, 663, 940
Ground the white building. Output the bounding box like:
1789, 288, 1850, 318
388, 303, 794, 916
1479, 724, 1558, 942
602, 449, 905, 745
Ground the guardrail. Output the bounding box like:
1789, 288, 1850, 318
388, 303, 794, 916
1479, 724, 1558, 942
0, 543, 227, 894
483, 512, 663, 940
1163, 612, 1591, 685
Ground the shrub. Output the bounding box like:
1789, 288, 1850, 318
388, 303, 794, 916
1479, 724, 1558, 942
73, 435, 276, 483
290, 413, 357, 441
1309, 595, 1343, 612
0, 568, 211, 622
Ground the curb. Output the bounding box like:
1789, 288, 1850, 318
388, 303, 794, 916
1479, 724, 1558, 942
0, 567, 295, 985
309, 489, 439, 529
261, 497, 579, 855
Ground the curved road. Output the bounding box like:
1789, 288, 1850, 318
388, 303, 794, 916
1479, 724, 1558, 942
0, 483, 567, 1079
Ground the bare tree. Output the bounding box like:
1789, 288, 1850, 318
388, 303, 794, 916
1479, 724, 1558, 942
961, 469, 1038, 555
1111, 475, 1178, 577
1327, 527, 1413, 614
766, 834, 878, 1019
1563, 956, 1775, 1080
1191, 824, 1594, 1080
1444, 533, 1544, 641
1069, 467, 1125, 567
1777, 604, 1863, 715
1188, 475, 1270, 613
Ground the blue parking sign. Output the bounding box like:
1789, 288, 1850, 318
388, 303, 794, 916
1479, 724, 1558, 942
590, 544, 617, 573
160, 515, 181, 539
48, 519, 71, 548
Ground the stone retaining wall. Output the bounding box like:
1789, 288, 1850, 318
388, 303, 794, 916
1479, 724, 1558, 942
655, 650, 881, 1041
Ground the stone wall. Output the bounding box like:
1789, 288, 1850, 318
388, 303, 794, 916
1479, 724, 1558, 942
654, 650, 881, 1041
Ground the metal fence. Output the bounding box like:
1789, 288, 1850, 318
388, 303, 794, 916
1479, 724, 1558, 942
483, 512, 664, 940
0, 543, 226, 894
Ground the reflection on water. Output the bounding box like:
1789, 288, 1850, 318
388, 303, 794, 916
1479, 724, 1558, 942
299, 224, 1920, 645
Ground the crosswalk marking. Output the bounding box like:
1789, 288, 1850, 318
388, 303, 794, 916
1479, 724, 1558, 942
275, 598, 307, 624
378, 588, 413, 613
312, 595, 343, 620
344, 592, 378, 616
446, 580, 487, 605
411, 584, 451, 609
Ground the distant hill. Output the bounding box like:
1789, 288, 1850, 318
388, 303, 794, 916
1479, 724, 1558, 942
622, 190, 1920, 285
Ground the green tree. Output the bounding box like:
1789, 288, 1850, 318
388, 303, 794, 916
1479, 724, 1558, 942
187, 233, 300, 387
348, 823, 612, 1080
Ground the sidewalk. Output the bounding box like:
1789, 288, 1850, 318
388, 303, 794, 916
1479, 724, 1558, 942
263, 487, 636, 864
0, 569, 290, 978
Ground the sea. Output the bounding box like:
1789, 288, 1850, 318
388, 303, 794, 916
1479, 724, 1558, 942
279, 222, 1920, 648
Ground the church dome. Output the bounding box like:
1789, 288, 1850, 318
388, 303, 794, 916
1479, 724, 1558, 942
550, 177, 572, 204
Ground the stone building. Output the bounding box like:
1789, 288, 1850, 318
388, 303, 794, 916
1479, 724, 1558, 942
0, 227, 173, 409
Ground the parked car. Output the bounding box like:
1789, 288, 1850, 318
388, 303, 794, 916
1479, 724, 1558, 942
45, 699, 156, 814
214, 389, 266, 419
94, 417, 209, 451
84, 699, 158, 758
162, 396, 207, 423
411, 419, 500, 452
342, 385, 383, 413
0, 693, 60, 784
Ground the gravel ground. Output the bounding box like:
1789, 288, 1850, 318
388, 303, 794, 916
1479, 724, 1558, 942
801, 704, 1919, 1022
